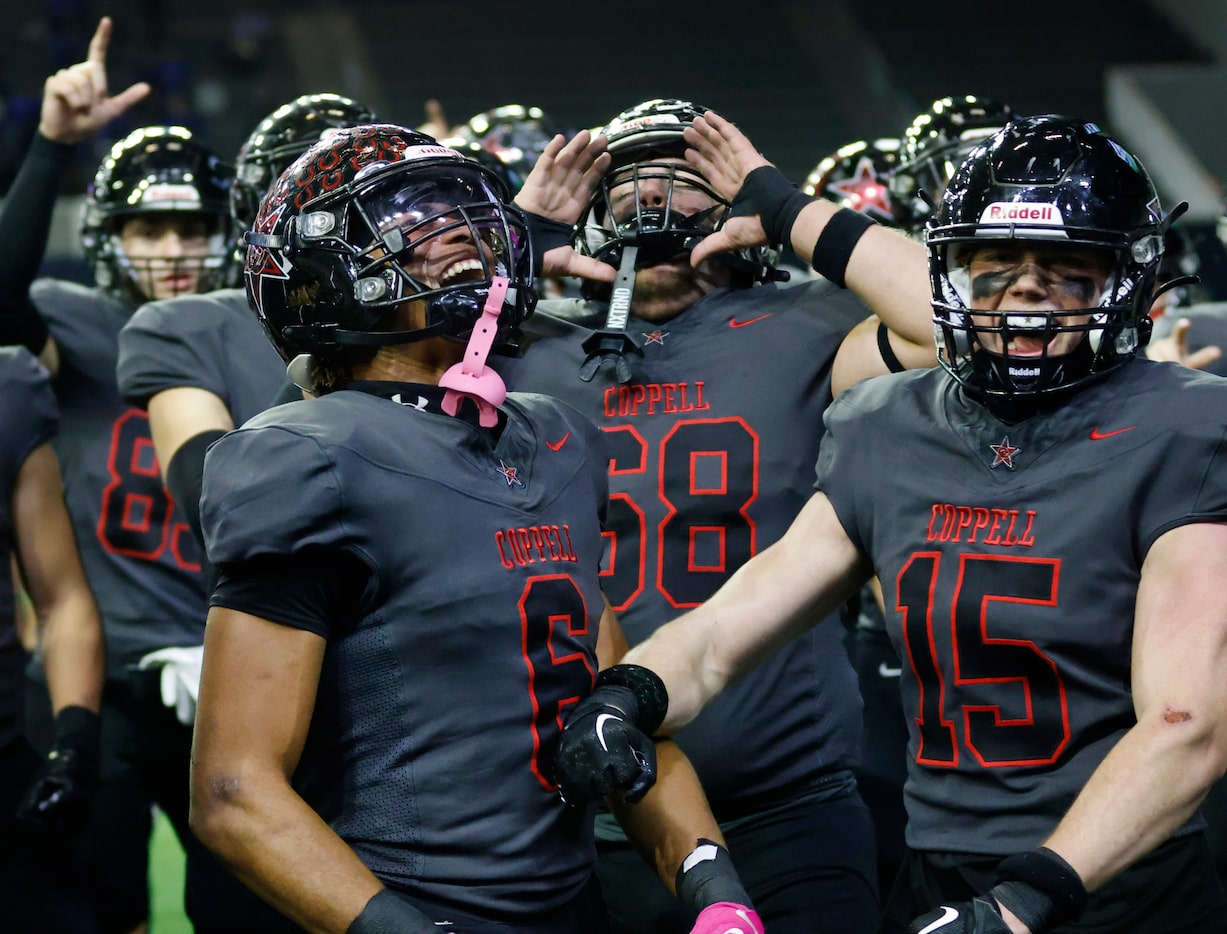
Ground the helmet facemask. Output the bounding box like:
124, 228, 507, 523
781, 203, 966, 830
257, 154, 536, 360
107, 215, 229, 303
582, 159, 728, 271
930, 221, 1164, 403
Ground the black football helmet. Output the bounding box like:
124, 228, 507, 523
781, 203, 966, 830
244, 124, 536, 365
576, 98, 779, 289
80, 125, 233, 303
445, 104, 560, 196
231, 92, 378, 232
803, 138, 903, 227
928, 115, 1175, 405
891, 95, 1015, 233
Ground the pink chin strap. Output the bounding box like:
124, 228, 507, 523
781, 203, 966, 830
439, 276, 510, 427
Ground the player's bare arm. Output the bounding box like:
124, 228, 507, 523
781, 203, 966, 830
624, 491, 871, 732
190, 607, 385, 933
14, 442, 103, 715
148, 387, 235, 482
1036, 520, 1227, 893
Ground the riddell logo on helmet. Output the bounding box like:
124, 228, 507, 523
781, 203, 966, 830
980, 202, 1064, 225
142, 183, 202, 204
405, 145, 460, 160
617, 116, 680, 131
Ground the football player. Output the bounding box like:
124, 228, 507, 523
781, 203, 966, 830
190, 122, 762, 934
0, 18, 282, 933
494, 98, 937, 933
116, 91, 378, 564
0, 346, 103, 929
559, 112, 1227, 933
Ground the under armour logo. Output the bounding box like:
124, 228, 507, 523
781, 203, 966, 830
392, 393, 429, 411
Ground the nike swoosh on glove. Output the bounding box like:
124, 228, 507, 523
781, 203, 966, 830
690, 902, 764, 934
908, 898, 1012, 934
138, 645, 204, 727
553, 683, 657, 805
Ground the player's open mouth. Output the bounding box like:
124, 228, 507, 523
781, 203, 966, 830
433, 257, 485, 288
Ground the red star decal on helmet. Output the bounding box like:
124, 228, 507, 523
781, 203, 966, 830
643, 329, 669, 346
496, 459, 524, 487
248, 202, 289, 317
989, 436, 1021, 470
828, 156, 893, 218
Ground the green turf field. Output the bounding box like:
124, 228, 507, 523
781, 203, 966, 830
149, 808, 190, 932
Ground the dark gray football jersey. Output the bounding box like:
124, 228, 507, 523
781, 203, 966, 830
116, 287, 286, 420
31, 278, 208, 666
0, 347, 58, 745
496, 279, 870, 815
817, 358, 1227, 854
201, 385, 610, 917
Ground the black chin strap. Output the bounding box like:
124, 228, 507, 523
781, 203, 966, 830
579, 244, 644, 383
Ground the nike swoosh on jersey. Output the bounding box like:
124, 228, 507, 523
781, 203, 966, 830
916, 906, 961, 934
878, 662, 902, 678
546, 432, 570, 451
596, 713, 619, 751
728, 313, 773, 328
1089, 426, 1136, 440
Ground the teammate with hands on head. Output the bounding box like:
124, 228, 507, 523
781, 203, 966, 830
189, 122, 758, 934
557, 113, 1227, 934
503, 98, 947, 934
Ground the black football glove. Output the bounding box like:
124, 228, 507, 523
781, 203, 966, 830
553, 664, 668, 806
347, 889, 445, 934
16, 705, 100, 837
907, 898, 1012, 934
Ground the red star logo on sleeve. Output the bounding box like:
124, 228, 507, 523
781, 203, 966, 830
642, 329, 669, 346
828, 156, 894, 219
989, 436, 1021, 470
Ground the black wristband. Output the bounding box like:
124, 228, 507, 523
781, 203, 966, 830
53, 705, 101, 765
523, 211, 576, 272
877, 321, 905, 373
731, 166, 813, 246
990, 847, 1088, 932
675, 839, 754, 916
594, 664, 669, 735
810, 208, 876, 288
347, 889, 437, 934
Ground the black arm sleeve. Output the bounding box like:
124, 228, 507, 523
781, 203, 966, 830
210, 547, 376, 640
0, 133, 75, 352
166, 429, 228, 554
